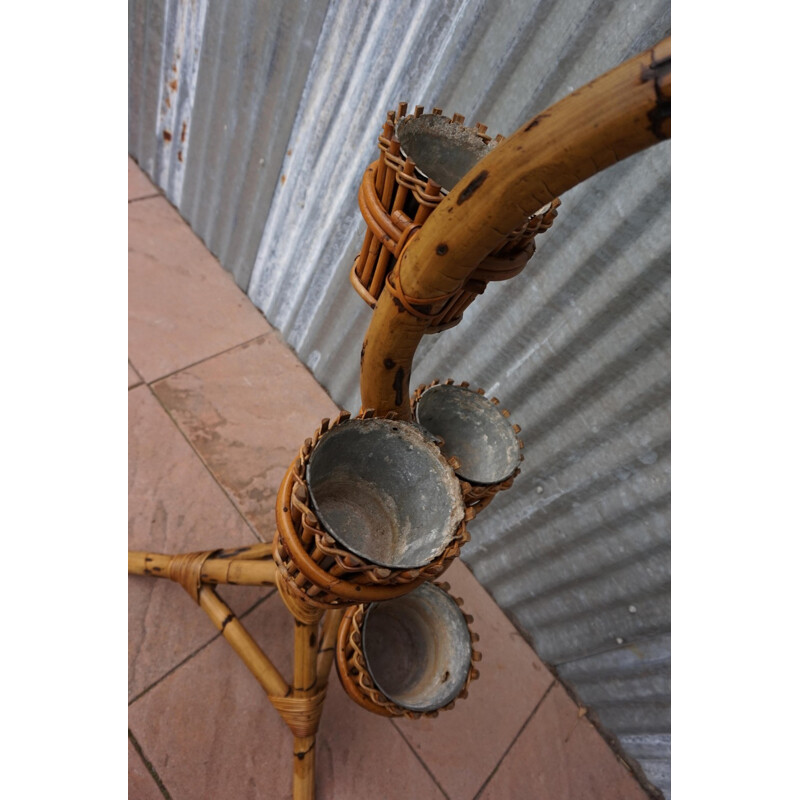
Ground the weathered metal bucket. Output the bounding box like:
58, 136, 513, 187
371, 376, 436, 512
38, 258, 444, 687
413, 380, 523, 514
273, 411, 471, 610
336, 581, 480, 717
307, 417, 464, 569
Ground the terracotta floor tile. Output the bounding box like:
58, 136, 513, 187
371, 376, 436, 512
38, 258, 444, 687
394, 559, 555, 800
129, 156, 158, 201
129, 385, 267, 700
479, 683, 647, 800
128, 196, 270, 381
152, 333, 339, 540
128, 737, 165, 800
129, 360, 143, 389
129, 596, 446, 800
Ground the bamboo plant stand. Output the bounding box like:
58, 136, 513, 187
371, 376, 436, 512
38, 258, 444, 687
128, 35, 670, 800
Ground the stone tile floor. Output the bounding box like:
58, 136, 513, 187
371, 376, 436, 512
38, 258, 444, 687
128, 156, 650, 800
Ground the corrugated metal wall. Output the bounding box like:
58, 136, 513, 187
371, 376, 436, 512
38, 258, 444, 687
129, 1, 671, 796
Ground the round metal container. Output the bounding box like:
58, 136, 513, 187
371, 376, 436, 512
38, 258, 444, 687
305, 418, 464, 570
361, 582, 472, 713
414, 383, 522, 486
396, 113, 493, 193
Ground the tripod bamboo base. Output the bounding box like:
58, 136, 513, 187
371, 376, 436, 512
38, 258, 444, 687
128, 541, 342, 800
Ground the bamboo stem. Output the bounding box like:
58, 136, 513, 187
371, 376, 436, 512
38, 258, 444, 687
360, 37, 671, 417
197, 587, 291, 698
292, 617, 320, 800
128, 550, 276, 586
316, 609, 344, 692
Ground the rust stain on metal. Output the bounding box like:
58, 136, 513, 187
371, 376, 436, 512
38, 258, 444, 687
169, 79, 178, 92
456, 170, 488, 204
281, 174, 287, 185
178, 150, 183, 162
181, 121, 187, 142
163, 130, 172, 142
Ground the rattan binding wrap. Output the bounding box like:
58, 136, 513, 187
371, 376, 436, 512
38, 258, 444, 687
412, 379, 524, 515
272, 409, 473, 610
350, 102, 560, 332
334, 581, 481, 719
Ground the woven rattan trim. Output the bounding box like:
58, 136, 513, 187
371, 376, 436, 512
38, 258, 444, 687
168, 549, 218, 604
270, 688, 327, 738
276, 569, 324, 624
384, 268, 461, 322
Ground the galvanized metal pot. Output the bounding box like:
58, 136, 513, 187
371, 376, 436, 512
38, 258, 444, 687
273, 411, 471, 609
413, 380, 523, 513
336, 581, 480, 718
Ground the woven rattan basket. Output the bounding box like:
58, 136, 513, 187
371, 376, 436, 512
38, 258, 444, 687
350, 103, 560, 332
335, 581, 481, 718
273, 410, 473, 611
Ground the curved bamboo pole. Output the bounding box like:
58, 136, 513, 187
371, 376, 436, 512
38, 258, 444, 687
360, 37, 670, 417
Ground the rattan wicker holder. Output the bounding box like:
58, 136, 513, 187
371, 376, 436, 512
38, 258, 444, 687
272, 409, 474, 613
335, 581, 481, 719
350, 102, 560, 332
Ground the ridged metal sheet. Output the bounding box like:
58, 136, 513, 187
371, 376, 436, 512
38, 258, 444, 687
129, 2, 671, 796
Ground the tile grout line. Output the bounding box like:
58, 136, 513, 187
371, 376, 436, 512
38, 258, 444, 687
472, 679, 556, 800
129, 728, 173, 800
145, 382, 267, 544
128, 590, 275, 707
143, 330, 274, 386
129, 192, 162, 203
390, 720, 451, 800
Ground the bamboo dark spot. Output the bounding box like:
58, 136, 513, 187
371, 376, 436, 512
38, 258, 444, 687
436, 243, 448, 255
295, 741, 315, 760
524, 113, 550, 132
457, 170, 488, 204
152, 566, 162, 572
392, 366, 405, 406
384, 357, 395, 369
642, 52, 671, 140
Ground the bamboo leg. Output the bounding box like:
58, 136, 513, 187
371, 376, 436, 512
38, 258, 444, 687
292, 615, 320, 800
128, 548, 276, 586
197, 586, 290, 698
316, 609, 344, 692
